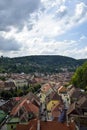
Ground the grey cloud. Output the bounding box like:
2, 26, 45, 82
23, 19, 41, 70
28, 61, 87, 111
0, 0, 41, 31
0, 36, 21, 51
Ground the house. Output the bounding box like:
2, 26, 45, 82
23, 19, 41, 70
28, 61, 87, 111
61, 94, 70, 109
0, 99, 17, 114
10, 99, 39, 123
67, 95, 87, 128
14, 78, 28, 88
58, 86, 66, 94
46, 91, 62, 103
77, 96, 87, 109
26, 92, 40, 107
54, 82, 62, 91
67, 85, 74, 91
41, 83, 52, 94
46, 92, 62, 111
6, 117, 20, 130
67, 96, 87, 116
34, 77, 43, 84
40, 83, 53, 103
16, 119, 76, 130
51, 102, 64, 121
67, 87, 82, 102
4, 79, 16, 90
23, 100, 39, 116
47, 100, 59, 111
67, 102, 80, 116
10, 92, 40, 122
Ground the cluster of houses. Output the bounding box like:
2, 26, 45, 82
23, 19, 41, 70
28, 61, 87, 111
0, 72, 87, 130
0, 72, 73, 91
0, 83, 75, 130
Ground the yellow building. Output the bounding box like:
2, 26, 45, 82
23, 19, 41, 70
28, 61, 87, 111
47, 100, 59, 111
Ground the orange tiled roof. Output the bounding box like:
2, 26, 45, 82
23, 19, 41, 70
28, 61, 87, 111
16, 119, 37, 130
10, 92, 40, 116
10, 99, 27, 116
41, 84, 51, 93
16, 119, 75, 130
23, 101, 39, 114
11, 99, 39, 116
40, 121, 75, 130
51, 102, 64, 118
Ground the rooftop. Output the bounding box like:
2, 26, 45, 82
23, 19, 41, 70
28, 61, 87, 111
16, 119, 75, 130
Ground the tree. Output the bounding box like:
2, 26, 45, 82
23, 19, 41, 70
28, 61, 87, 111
71, 62, 87, 90
1, 90, 12, 99
0, 76, 6, 81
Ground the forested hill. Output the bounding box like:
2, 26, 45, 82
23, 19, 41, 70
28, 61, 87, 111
0, 55, 87, 73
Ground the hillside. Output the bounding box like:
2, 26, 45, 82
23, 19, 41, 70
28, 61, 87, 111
0, 55, 87, 73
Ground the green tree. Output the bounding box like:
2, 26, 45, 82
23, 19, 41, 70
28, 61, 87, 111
1, 90, 12, 99
71, 62, 87, 90
0, 76, 6, 81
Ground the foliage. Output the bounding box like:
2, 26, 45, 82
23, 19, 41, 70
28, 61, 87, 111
0, 76, 6, 81
0, 55, 87, 73
0, 90, 12, 100
0, 84, 41, 100
71, 62, 87, 90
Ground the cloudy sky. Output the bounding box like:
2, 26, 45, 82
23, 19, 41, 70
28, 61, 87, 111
0, 0, 87, 59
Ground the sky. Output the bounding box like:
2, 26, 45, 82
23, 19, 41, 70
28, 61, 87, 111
0, 0, 87, 59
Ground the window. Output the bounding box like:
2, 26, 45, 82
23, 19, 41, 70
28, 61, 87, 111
11, 125, 13, 129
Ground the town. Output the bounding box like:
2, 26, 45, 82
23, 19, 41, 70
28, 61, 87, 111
0, 71, 87, 130
0, 0, 87, 129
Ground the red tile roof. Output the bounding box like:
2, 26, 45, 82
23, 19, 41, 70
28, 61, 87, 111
16, 119, 75, 130
23, 101, 39, 114
51, 102, 64, 118
16, 119, 37, 130
10, 92, 40, 116
40, 121, 75, 130
11, 99, 39, 116
41, 84, 51, 93
10, 99, 27, 116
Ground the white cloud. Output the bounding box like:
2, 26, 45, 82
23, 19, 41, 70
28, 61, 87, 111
80, 35, 87, 40
75, 2, 87, 17
73, 2, 87, 23
0, 0, 87, 59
